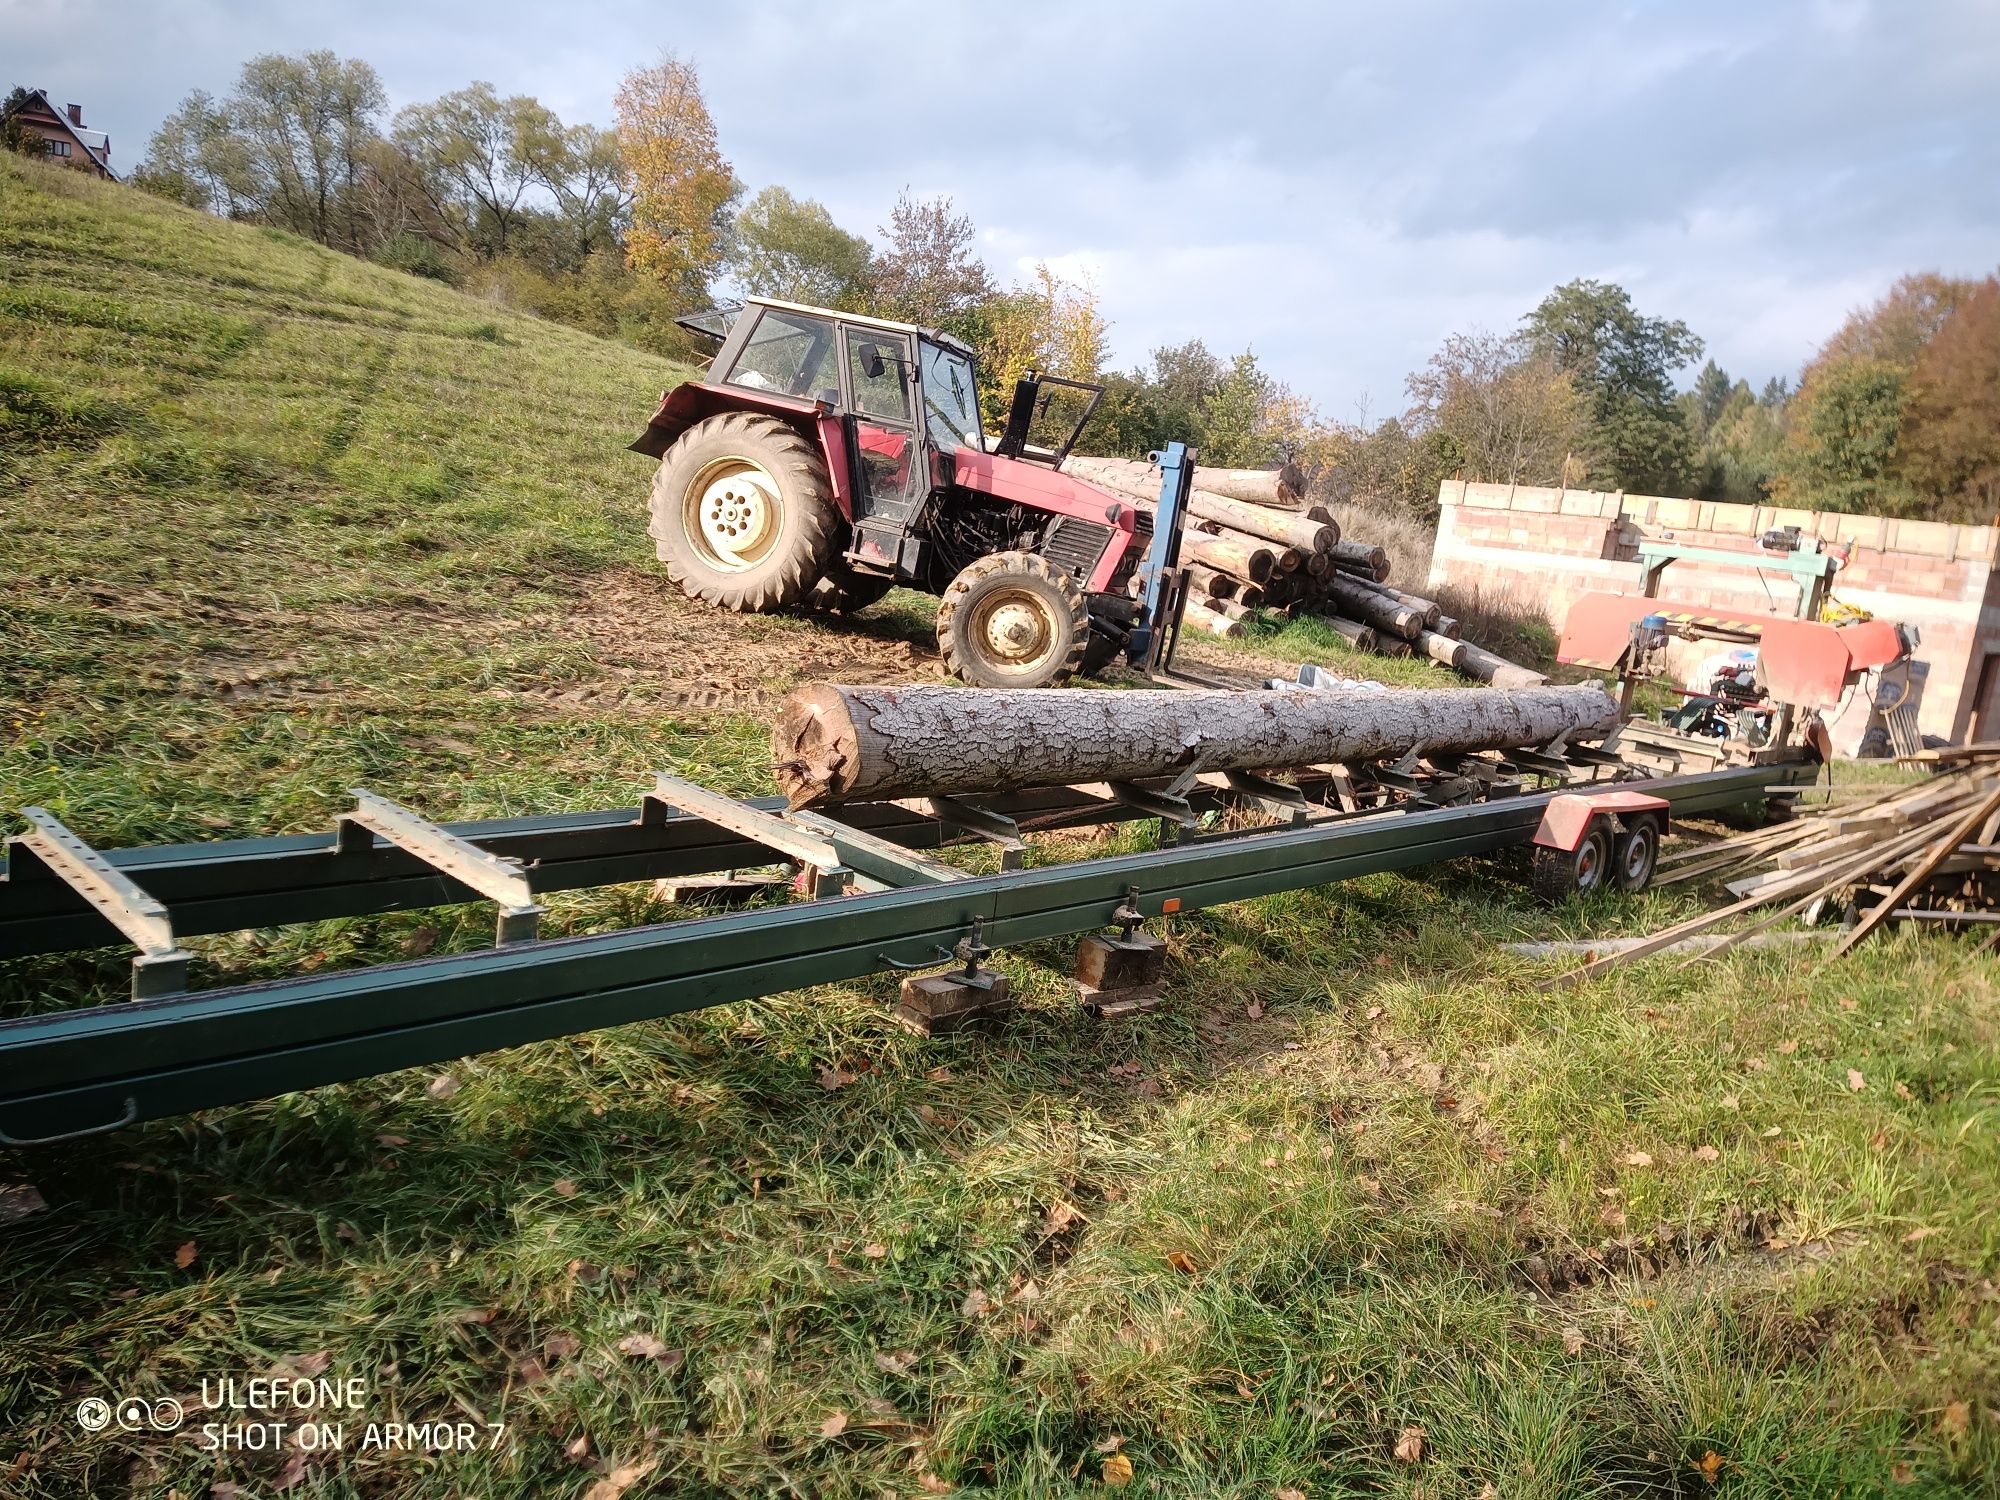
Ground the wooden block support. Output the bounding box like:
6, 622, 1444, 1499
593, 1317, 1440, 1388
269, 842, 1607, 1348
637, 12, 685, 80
894, 971, 1014, 1036
1072, 932, 1168, 1017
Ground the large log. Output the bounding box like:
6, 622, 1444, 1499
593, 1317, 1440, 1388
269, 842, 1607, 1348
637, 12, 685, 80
1453, 640, 1549, 688
772, 682, 1621, 804
1182, 597, 1244, 639
1415, 629, 1467, 670
1064, 458, 1334, 551
1329, 540, 1391, 581
1322, 575, 1424, 640
1064, 455, 1305, 510
1187, 533, 1273, 584
1186, 565, 1237, 601
1318, 615, 1379, 653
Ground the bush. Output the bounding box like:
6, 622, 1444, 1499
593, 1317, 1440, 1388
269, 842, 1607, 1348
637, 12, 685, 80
373, 233, 461, 286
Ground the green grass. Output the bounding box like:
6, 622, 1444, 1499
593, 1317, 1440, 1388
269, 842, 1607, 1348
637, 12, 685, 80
2, 158, 1998, 1497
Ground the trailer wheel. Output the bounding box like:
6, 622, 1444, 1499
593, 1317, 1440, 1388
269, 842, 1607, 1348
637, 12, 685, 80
649, 413, 839, 613
1613, 815, 1661, 893
1531, 820, 1614, 903
937, 551, 1089, 688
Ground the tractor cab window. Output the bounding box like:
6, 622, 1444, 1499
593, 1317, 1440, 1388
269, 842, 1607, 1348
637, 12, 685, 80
844, 330, 913, 424
726, 308, 839, 401
920, 342, 983, 453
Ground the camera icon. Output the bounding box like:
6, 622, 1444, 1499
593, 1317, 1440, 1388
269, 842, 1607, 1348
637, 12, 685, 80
76, 1395, 183, 1433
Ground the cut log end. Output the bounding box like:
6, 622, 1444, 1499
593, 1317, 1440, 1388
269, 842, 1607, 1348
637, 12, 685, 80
770, 681, 862, 806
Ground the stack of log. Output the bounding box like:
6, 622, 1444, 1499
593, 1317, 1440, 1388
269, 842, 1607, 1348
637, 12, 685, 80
1559, 750, 2000, 981
1062, 455, 1547, 688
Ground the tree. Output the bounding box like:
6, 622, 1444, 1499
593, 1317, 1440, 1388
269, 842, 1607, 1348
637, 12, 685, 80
1196, 352, 1280, 467
232, 51, 388, 250
730, 186, 873, 307
614, 55, 736, 306
1898, 276, 2000, 521
1523, 279, 1703, 493
1690, 374, 1787, 504
522, 124, 631, 264
872, 192, 992, 334
1817, 272, 1979, 367
2, 86, 39, 157
1770, 356, 1917, 513
1403, 330, 1582, 492
393, 83, 558, 257
131, 90, 255, 215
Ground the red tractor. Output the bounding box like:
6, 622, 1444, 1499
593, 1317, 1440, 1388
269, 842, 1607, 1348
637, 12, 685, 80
629, 298, 1151, 687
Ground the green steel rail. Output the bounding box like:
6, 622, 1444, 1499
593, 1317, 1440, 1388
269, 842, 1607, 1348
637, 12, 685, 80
0, 759, 1806, 1143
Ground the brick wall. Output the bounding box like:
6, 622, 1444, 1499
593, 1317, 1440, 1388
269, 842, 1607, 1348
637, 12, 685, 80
1427, 480, 2000, 753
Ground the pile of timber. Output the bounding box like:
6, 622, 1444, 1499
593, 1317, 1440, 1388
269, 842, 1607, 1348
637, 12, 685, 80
1062, 455, 1547, 688
1559, 749, 2000, 982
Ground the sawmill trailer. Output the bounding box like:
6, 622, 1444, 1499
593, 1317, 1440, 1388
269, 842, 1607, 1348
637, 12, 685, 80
8, 483, 1918, 1146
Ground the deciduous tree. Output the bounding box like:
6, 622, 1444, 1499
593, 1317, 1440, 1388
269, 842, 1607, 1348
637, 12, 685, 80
1524, 279, 1702, 494
872, 192, 992, 334
1898, 277, 2000, 521
731, 186, 873, 307
1403, 330, 1581, 493
233, 51, 387, 251
1770, 356, 1917, 513
393, 83, 558, 257
614, 56, 737, 306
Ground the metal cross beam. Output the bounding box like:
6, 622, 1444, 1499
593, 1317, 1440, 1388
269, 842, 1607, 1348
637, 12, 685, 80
7, 809, 191, 998
339, 790, 543, 945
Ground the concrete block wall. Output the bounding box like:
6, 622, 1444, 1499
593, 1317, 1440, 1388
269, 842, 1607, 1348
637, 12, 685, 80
1427, 480, 2000, 752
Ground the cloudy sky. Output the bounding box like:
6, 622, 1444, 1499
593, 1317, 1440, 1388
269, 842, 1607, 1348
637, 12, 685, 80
10, 0, 1997, 418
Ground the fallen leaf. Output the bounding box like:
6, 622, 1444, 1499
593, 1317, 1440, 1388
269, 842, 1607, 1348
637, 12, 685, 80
273, 1451, 310, 1491
1776, 1038, 1799, 1054
1365, 1005, 1383, 1020
174, 1241, 197, 1269
563, 1432, 592, 1461
615, 1333, 683, 1371
918, 1475, 954, 1494
1166, 1250, 1199, 1275
515, 1356, 548, 1386
402, 925, 440, 957
1102, 1451, 1135, 1487
861, 1242, 887, 1259
1621, 1151, 1654, 1168
1870, 1129, 1889, 1152
1890, 1460, 1916, 1484
1941, 1399, 1970, 1437
818, 1411, 848, 1438
552, 1179, 579, 1198
873, 1349, 917, 1375
1692, 1144, 1721, 1162
567, 1258, 603, 1284
1894, 1081, 1913, 1100
335, 1221, 358, 1241
451, 1307, 496, 1325
1045, 1200, 1083, 1233
1246, 999, 1265, 1020
1562, 1326, 1587, 1355
1848, 1069, 1866, 1092
1902, 1226, 1940, 1243
1094, 1434, 1125, 1453
1839, 996, 1857, 1011
1692, 1450, 1724, 1485
926, 1065, 953, 1082
545, 1332, 581, 1361
375, 1133, 410, 1148
426, 1074, 460, 1100
582, 1456, 658, 1500
1393, 1424, 1425, 1463
1475, 1486, 1499, 1500
286, 1350, 332, 1377
961, 1288, 993, 1316
817, 1065, 855, 1091
1278, 1489, 1309, 1500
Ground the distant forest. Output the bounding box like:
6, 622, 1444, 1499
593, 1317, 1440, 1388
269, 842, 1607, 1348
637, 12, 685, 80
9, 54, 1994, 525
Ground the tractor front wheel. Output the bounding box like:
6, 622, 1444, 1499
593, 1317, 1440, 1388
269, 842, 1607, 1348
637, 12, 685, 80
649, 412, 839, 613
936, 551, 1089, 689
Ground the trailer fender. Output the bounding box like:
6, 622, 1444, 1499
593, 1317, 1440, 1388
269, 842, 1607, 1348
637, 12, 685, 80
1533, 791, 1670, 852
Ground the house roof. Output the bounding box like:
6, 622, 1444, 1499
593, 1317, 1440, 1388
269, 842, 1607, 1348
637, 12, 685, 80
6, 88, 116, 179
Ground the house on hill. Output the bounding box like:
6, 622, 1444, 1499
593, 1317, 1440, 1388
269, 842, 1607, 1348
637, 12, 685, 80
4, 89, 116, 179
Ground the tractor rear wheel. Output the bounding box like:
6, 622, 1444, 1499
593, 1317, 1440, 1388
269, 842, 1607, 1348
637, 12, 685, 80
649, 412, 839, 613
937, 551, 1089, 689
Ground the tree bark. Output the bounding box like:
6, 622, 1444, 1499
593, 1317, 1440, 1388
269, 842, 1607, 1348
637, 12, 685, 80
1329, 540, 1390, 580
1453, 640, 1549, 688
1064, 458, 1334, 550
772, 681, 1620, 804
1322, 575, 1424, 640
1187, 565, 1236, 601
1318, 615, 1379, 652
1187, 533, 1273, 584
1182, 597, 1244, 639
1064, 455, 1305, 510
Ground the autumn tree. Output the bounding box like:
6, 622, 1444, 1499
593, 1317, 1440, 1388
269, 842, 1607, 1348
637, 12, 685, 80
1771, 356, 1917, 513
1524, 279, 1702, 493
615, 56, 737, 305
1403, 330, 1582, 492
872, 192, 992, 334
731, 186, 873, 307
970, 263, 1109, 425
1898, 277, 2000, 520
1817, 272, 1979, 367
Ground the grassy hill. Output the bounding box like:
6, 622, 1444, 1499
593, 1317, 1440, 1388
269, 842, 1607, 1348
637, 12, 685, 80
2, 158, 1997, 1497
